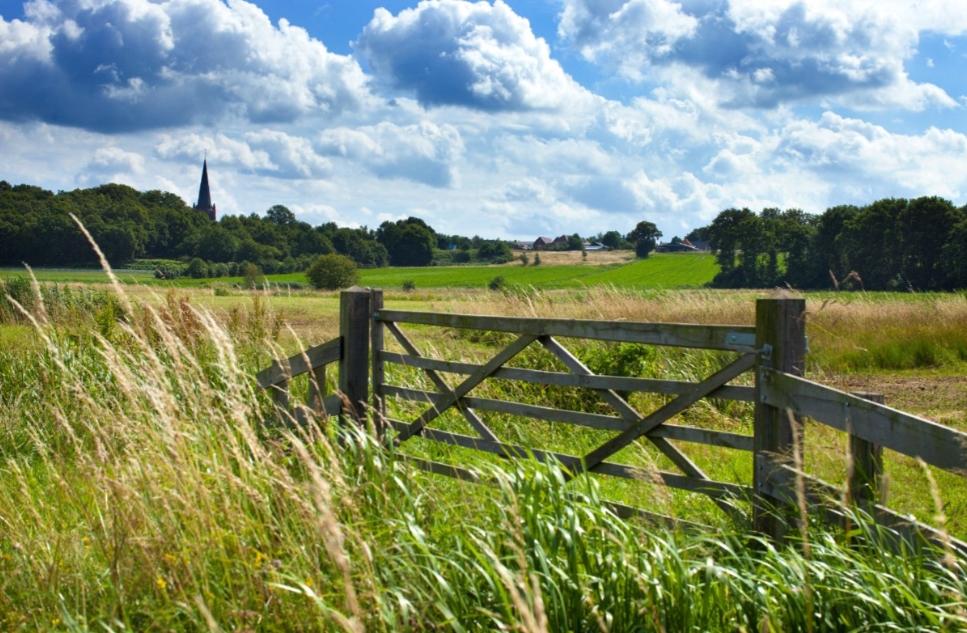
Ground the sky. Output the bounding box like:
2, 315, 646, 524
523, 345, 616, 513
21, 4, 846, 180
0, 0, 965, 241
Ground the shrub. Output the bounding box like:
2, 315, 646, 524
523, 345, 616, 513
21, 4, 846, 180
488, 276, 506, 291
519, 252, 529, 266
186, 257, 208, 279
241, 263, 264, 289
306, 254, 360, 290
533, 253, 542, 266
402, 279, 416, 292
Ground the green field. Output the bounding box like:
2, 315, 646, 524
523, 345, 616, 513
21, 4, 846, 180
360, 253, 719, 289
1, 253, 719, 290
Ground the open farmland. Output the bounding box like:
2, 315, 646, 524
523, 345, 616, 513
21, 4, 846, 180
2, 270, 967, 630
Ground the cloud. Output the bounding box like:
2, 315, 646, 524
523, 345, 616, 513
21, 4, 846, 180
558, 0, 963, 109
777, 111, 967, 198
0, 0, 369, 133
317, 121, 464, 187
356, 0, 588, 111
155, 130, 331, 179
75, 145, 146, 185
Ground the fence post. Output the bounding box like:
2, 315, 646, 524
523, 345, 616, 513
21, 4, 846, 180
339, 287, 371, 424
848, 392, 885, 509
753, 292, 807, 540
370, 288, 386, 438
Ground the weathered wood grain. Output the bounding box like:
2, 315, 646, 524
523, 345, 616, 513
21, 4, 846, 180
384, 322, 498, 442
339, 289, 370, 422
377, 309, 755, 351
383, 385, 754, 451
394, 334, 537, 442
390, 422, 748, 501
576, 354, 757, 476
255, 337, 341, 390
380, 351, 754, 401
753, 295, 806, 539
761, 369, 967, 475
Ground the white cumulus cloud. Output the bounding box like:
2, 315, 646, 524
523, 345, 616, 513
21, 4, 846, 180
356, 0, 590, 111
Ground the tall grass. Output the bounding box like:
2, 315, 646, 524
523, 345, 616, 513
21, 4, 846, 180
1, 274, 966, 629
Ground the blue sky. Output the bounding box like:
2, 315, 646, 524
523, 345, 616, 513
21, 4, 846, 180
0, 0, 965, 240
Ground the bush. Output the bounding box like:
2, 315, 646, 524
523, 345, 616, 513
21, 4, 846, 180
306, 254, 360, 290
488, 276, 506, 291
186, 257, 208, 279
533, 253, 542, 266
519, 252, 529, 266
241, 263, 264, 289
402, 280, 416, 292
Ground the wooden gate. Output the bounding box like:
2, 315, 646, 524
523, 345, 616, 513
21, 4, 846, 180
370, 288, 765, 524
259, 288, 967, 550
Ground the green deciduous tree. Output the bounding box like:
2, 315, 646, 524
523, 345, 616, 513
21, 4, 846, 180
899, 196, 962, 291
376, 217, 436, 267
628, 221, 662, 258
305, 254, 360, 290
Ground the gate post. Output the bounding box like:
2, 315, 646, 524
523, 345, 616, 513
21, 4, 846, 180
370, 288, 386, 438
848, 392, 886, 509
339, 287, 371, 424
753, 292, 807, 540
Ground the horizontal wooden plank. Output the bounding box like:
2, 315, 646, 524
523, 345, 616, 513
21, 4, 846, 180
382, 385, 630, 431
377, 310, 755, 351
383, 386, 753, 453
760, 369, 967, 475
648, 424, 754, 452
389, 422, 748, 501
380, 352, 754, 402
256, 338, 342, 390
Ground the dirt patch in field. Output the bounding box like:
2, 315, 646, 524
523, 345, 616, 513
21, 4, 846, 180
502, 250, 635, 266
819, 373, 967, 430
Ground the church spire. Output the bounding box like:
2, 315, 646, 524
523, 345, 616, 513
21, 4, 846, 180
194, 159, 216, 221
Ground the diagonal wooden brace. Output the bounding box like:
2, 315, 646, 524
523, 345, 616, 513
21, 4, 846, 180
575, 353, 757, 478
395, 334, 538, 443
540, 337, 706, 477
385, 321, 499, 443
540, 337, 748, 518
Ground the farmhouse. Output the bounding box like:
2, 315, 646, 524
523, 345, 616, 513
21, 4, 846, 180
193, 159, 217, 221
656, 238, 703, 253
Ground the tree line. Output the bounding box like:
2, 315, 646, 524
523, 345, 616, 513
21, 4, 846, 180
0, 182, 514, 277
696, 196, 967, 291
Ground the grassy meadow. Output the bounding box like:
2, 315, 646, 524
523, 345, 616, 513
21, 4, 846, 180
1, 264, 967, 630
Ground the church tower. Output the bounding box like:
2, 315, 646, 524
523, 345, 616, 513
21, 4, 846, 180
194, 159, 217, 221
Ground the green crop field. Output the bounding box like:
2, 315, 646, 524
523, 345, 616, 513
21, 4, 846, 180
1, 253, 719, 290
360, 253, 719, 289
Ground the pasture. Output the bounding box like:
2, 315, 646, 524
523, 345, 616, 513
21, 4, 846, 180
1, 268, 967, 630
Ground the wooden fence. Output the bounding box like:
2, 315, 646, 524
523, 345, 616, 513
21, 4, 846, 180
258, 288, 967, 550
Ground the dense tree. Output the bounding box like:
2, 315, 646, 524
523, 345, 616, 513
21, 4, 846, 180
306, 254, 360, 290
837, 199, 904, 290
376, 217, 436, 267
477, 240, 513, 263
628, 221, 662, 258
600, 230, 624, 249
898, 196, 963, 291
707, 208, 754, 279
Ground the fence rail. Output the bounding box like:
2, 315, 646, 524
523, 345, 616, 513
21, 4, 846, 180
257, 288, 967, 551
